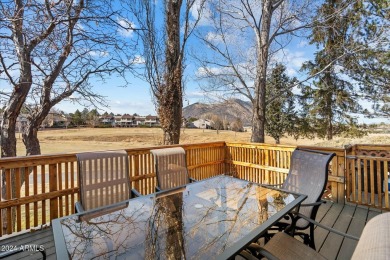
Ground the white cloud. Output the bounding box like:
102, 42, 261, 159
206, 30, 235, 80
286, 68, 297, 77
75, 23, 85, 32
132, 55, 145, 64
190, 0, 213, 26
297, 40, 308, 48
117, 18, 136, 38
110, 100, 156, 115
273, 49, 308, 71
89, 50, 109, 57
185, 91, 207, 99
56, 99, 156, 116
196, 66, 226, 77
205, 31, 224, 44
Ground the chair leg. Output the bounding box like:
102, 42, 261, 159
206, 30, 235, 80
309, 224, 316, 250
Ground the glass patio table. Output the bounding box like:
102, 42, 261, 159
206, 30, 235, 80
52, 175, 306, 259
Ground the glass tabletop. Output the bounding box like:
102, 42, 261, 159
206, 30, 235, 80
53, 175, 306, 259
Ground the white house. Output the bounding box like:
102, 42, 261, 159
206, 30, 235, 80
191, 119, 213, 129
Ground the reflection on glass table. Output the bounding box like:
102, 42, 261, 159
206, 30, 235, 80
53, 175, 306, 259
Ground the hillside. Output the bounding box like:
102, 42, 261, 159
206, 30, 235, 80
183, 99, 252, 125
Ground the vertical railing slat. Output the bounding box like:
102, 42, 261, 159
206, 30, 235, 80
49, 163, 58, 220
15, 168, 21, 232
24, 167, 30, 230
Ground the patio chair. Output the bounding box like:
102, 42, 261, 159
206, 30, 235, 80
264, 148, 335, 249
150, 147, 195, 191
75, 150, 141, 213
240, 212, 390, 260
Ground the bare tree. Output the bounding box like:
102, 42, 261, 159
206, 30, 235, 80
194, 0, 317, 142
0, 0, 136, 156
127, 0, 206, 144
231, 118, 244, 132
0, 0, 136, 233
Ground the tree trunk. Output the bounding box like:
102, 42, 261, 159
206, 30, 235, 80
158, 0, 183, 145
324, 72, 334, 140
251, 0, 273, 143
1, 94, 31, 234
22, 120, 42, 156
1, 71, 32, 235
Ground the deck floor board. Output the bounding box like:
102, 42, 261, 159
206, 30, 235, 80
314, 202, 344, 250
318, 203, 356, 259
336, 206, 368, 260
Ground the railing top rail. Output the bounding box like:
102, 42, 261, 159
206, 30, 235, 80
346, 155, 390, 161
353, 144, 390, 150
226, 142, 296, 150
0, 142, 226, 169
298, 145, 346, 153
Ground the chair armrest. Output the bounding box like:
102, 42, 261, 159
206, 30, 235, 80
295, 212, 360, 241
131, 188, 142, 197
189, 177, 197, 183
262, 183, 283, 189
300, 200, 326, 207
75, 201, 84, 213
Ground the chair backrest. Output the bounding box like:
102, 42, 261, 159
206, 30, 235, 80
282, 148, 335, 223
150, 147, 189, 190
77, 150, 130, 211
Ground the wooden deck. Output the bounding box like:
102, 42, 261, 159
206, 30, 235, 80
0, 201, 384, 260
314, 201, 383, 259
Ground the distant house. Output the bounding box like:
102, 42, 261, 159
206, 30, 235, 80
117, 114, 134, 127
191, 119, 213, 129
100, 113, 159, 127
134, 116, 146, 126
43, 112, 70, 128
145, 115, 159, 126
100, 115, 115, 126
16, 114, 28, 132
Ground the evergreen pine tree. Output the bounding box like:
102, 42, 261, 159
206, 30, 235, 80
301, 0, 362, 140
265, 64, 297, 144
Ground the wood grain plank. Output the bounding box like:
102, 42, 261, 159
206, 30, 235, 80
314, 202, 343, 250
319, 204, 356, 259
337, 207, 368, 260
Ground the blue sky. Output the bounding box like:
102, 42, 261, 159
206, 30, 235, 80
2, 0, 383, 124
57, 34, 383, 124
57, 9, 318, 117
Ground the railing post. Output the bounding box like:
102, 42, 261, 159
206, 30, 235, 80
337, 154, 346, 203
133, 154, 141, 194
49, 163, 58, 220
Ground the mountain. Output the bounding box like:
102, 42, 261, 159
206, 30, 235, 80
183, 99, 252, 126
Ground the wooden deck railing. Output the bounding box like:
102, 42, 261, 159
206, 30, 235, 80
225, 143, 346, 203
346, 144, 390, 209
0, 141, 388, 237
0, 142, 226, 237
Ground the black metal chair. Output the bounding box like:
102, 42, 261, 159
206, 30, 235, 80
75, 150, 140, 213
265, 148, 335, 249
150, 147, 195, 191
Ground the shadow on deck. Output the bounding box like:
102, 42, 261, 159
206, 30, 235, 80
0, 202, 384, 260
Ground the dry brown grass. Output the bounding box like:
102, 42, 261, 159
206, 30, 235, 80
13, 127, 390, 156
